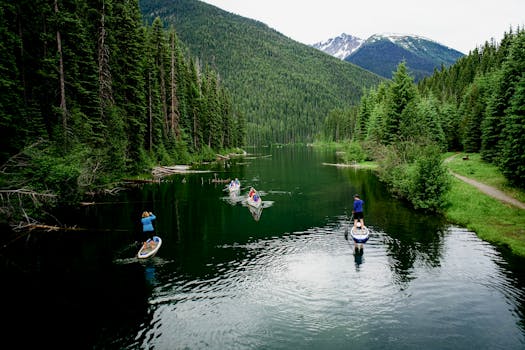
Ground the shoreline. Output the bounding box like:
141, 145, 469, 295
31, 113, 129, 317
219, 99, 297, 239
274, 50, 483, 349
345, 156, 525, 257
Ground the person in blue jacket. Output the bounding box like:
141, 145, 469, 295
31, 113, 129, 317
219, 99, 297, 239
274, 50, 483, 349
141, 211, 156, 249
352, 194, 365, 230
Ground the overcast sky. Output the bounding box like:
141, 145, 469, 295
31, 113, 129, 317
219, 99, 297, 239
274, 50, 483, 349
201, 0, 525, 53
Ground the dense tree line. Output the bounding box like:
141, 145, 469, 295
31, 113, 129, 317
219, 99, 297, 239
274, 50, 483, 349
356, 62, 449, 212
323, 28, 525, 211
323, 62, 451, 212
418, 28, 525, 187
0, 0, 244, 223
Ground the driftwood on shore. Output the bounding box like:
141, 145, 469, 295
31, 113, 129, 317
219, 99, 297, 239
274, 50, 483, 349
122, 178, 161, 184
24, 224, 87, 231
216, 150, 248, 161
151, 165, 211, 178
322, 162, 355, 168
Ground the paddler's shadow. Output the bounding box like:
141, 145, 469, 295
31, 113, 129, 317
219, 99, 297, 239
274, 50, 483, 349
344, 229, 364, 267
353, 245, 364, 267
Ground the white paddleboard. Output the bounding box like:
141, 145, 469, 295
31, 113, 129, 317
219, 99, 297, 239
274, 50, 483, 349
350, 226, 370, 243
137, 236, 162, 259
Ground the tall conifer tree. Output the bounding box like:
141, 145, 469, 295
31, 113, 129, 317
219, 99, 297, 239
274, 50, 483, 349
382, 61, 418, 144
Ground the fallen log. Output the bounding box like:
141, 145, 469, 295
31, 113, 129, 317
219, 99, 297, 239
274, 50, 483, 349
122, 178, 161, 184
152, 165, 211, 178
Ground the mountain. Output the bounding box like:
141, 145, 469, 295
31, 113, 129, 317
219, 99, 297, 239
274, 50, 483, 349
139, 0, 383, 144
344, 34, 465, 81
312, 33, 364, 60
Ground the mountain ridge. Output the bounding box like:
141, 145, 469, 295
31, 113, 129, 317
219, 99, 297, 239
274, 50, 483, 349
313, 32, 465, 81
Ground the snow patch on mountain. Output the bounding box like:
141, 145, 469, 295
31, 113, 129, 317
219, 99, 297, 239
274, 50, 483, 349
369, 33, 455, 52
312, 33, 364, 60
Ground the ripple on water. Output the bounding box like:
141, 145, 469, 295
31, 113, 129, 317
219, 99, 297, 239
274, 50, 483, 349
135, 223, 525, 350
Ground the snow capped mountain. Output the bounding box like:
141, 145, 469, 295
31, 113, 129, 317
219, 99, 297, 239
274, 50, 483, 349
312, 33, 364, 60
314, 32, 464, 81
365, 33, 460, 56
346, 33, 465, 81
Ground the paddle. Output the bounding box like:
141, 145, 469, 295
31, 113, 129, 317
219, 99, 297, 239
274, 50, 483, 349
344, 212, 354, 239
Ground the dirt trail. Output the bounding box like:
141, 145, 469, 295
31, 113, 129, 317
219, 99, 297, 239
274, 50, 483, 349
444, 155, 525, 210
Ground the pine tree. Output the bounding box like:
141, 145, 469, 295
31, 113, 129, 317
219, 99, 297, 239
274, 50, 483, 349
440, 102, 461, 150
186, 58, 202, 151
356, 88, 375, 141
168, 27, 181, 139
459, 82, 484, 152
0, 1, 23, 161
382, 61, 418, 144
150, 17, 169, 140
110, 0, 146, 170
482, 30, 525, 163
498, 30, 525, 186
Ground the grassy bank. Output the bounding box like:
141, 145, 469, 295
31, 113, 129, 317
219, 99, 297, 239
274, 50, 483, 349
445, 152, 525, 203
444, 152, 525, 257
445, 177, 525, 256
314, 145, 525, 256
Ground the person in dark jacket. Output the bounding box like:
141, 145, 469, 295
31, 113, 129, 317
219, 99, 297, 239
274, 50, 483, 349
352, 194, 365, 230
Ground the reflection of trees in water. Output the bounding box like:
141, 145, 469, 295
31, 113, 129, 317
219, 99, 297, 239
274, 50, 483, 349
494, 252, 525, 334
3, 231, 153, 349
382, 210, 447, 289
344, 167, 448, 288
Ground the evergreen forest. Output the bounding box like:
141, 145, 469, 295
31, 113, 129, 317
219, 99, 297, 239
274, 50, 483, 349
139, 0, 384, 145
0, 0, 245, 224
323, 28, 525, 211
1, 0, 523, 224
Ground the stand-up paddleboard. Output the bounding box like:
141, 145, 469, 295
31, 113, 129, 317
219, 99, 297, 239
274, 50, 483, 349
137, 236, 162, 259
350, 225, 370, 243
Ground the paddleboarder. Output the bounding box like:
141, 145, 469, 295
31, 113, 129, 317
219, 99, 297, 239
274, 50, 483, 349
141, 211, 157, 250
352, 194, 365, 230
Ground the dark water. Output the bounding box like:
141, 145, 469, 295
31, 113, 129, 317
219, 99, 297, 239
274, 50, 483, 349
2, 146, 525, 349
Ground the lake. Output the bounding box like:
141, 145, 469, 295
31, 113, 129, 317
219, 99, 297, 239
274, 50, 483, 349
2, 146, 524, 349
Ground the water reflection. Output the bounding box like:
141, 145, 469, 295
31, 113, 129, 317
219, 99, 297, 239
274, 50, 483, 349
144, 264, 157, 286
2, 230, 153, 349
131, 147, 525, 349
247, 204, 263, 221
354, 245, 364, 267
343, 220, 367, 269
3, 146, 525, 349
222, 190, 244, 206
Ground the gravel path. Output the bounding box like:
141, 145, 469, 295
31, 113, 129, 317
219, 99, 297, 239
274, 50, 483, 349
445, 155, 525, 210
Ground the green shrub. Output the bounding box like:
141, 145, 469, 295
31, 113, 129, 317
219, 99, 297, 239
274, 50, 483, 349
341, 142, 367, 163
377, 143, 450, 212
408, 146, 450, 211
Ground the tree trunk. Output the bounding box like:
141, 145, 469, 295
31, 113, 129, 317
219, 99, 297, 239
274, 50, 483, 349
170, 33, 180, 138
160, 62, 168, 138
148, 71, 153, 153
54, 0, 68, 144
98, 0, 113, 116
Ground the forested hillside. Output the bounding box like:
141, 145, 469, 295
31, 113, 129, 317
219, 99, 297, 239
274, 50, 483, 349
139, 0, 384, 144
0, 0, 244, 224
